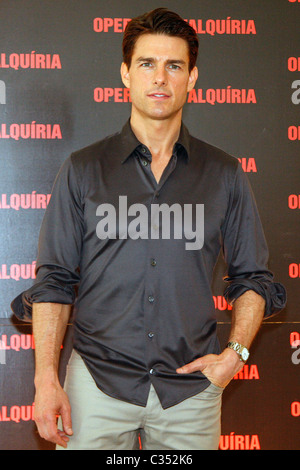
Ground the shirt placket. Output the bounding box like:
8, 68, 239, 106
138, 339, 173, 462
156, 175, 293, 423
137, 145, 178, 379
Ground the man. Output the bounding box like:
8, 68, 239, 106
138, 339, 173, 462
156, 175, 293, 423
11, 8, 286, 450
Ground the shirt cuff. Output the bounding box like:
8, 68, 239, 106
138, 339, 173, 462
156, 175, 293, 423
10, 280, 76, 323
223, 275, 287, 318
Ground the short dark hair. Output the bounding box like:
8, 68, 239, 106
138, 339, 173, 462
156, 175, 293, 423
122, 8, 199, 72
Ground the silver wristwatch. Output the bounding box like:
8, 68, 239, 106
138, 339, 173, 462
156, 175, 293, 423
226, 341, 250, 363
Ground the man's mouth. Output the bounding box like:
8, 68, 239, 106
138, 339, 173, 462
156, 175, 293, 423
148, 92, 170, 99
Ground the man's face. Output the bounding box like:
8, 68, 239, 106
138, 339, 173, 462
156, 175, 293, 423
121, 34, 198, 122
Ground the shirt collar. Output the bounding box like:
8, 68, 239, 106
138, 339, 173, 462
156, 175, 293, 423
119, 119, 191, 164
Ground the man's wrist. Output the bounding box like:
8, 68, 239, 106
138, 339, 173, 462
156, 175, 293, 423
226, 341, 250, 363
220, 348, 244, 375
34, 367, 60, 389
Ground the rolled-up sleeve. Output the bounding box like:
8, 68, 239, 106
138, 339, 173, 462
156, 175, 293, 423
11, 154, 84, 322
221, 163, 286, 318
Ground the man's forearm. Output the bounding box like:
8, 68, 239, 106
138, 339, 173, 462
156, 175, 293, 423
33, 302, 71, 385
32, 302, 73, 447
228, 289, 265, 349
215, 289, 265, 383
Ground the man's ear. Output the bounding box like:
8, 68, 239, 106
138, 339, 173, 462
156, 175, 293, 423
187, 66, 198, 92
120, 62, 130, 88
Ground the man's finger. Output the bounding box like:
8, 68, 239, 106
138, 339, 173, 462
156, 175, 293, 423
176, 358, 204, 374
35, 413, 69, 448
60, 404, 73, 437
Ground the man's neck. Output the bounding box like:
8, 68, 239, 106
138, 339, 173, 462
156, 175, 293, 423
130, 111, 182, 160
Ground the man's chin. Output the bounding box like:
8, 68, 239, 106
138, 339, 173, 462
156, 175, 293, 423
144, 109, 182, 122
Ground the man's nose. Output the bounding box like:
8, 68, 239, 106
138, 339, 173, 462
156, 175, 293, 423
153, 66, 167, 86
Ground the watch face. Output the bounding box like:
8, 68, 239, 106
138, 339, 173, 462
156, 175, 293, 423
242, 349, 249, 361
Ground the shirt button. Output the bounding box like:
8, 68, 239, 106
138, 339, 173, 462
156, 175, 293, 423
148, 332, 154, 338
150, 259, 157, 267
148, 295, 154, 303
142, 159, 148, 166
149, 368, 155, 375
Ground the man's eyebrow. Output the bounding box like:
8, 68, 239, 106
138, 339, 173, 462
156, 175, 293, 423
135, 57, 155, 63
135, 57, 187, 65
166, 59, 187, 65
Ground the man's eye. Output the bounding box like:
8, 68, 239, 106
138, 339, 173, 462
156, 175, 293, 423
169, 64, 180, 70
141, 62, 152, 67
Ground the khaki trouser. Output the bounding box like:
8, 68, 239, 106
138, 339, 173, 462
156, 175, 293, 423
56, 350, 223, 450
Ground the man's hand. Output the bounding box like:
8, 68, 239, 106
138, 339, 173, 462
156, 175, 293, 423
34, 380, 73, 449
176, 348, 244, 388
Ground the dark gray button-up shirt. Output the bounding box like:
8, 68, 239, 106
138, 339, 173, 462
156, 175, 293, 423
11, 120, 286, 409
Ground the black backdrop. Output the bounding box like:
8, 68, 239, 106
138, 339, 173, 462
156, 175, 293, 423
0, 0, 299, 450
